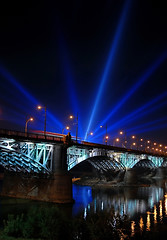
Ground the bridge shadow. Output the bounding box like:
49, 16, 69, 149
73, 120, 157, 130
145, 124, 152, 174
69, 156, 125, 183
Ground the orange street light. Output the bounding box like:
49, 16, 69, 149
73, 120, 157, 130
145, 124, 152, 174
62, 126, 70, 134
69, 113, 78, 142
37, 105, 47, 135
86, 132, 93, 140
25, 117, 34, 134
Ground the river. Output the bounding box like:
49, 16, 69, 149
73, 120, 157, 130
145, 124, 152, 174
1, 179, 167, 236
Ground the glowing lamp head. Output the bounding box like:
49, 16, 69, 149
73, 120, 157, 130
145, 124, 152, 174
120, 131, 123, 135
90, 132, 93, 136
133, 142, 136, 146
69, 115, 74, 119
116, 138, 119, 142
132, 135, 135, 139
100, 125, 103, 128
66, 126, 70, 130
37, 105, 42, 110
105, 135, 109, 139
30, 117, 34, 121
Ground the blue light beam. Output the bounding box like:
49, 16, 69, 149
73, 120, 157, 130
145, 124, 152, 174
0, 64, 63, 129
57, 33, 83, 137
127, 116, 167, 134
91, 91, 167, 141
93, 51, 167, 135
84, 0, 132, 140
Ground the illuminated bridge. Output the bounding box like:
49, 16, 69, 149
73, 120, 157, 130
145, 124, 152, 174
0, 129, 166, 203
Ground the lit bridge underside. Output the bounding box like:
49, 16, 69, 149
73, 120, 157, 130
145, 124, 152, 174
0, 129, 166, 175
0, 138, 53, 173
67, 145, 164, 171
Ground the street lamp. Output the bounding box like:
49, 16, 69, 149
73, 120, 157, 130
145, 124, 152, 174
119, 130, 127, 148
37, 105, 47, 135
86, 132, 93, 140
105, 135, 109, 145
62, 126, 70, 134
69, 113, 78, 142
113, 138, 119, 146
100, 125, 108, 145
25, 117, 33, 134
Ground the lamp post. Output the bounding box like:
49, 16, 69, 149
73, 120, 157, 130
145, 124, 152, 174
37, 105, 47, 135
25, 117, 33, 134
86, 132, 93, 140
69, 113, 78, 142
114, 138, 120, 146
100, 125, 108, 145
119, 130, 127, 148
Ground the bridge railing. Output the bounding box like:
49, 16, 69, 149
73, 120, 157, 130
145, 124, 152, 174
0, 128, 63, 142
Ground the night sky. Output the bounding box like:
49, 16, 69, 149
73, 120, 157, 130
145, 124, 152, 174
0, 1, 167, 145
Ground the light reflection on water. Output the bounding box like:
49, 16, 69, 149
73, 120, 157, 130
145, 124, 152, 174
1, 180, 167, 235
72, 179, 167, 234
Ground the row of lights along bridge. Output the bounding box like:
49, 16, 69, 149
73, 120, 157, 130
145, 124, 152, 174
25, 106, 167, 155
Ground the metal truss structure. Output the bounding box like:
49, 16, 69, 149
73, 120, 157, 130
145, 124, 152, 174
0, 138, 53, 174
67, 146, 165, 170
0, 137, 165, 174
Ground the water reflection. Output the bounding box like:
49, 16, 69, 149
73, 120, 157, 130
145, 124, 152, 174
146, 211, 151, 231
72, 179, 167, 234
154, 205, 157, 224
139, 216, 144, 232
72, 185, 92, 216
73, 185, 164, 217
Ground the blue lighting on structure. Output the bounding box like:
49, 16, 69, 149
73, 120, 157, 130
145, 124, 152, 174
84, 0, 132, 140
72, 184, 93, 216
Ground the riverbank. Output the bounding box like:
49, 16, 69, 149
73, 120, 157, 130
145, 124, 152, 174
72, 177, 152, 188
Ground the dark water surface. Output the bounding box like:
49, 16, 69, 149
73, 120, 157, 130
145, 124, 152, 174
1, 179, 167, 235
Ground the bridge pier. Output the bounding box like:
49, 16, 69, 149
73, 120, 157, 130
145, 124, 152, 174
1, 143, 74, 203
124, 168, 137, 184
153, 167, 166, 179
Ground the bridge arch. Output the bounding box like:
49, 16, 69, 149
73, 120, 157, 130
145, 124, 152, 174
132, 159, 156, 169
69, 155, 125, 181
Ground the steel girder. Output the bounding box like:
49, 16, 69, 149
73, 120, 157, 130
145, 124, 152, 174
0, 138, 53, 174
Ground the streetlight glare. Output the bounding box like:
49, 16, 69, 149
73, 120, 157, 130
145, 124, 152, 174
37, 105, 47, 135
69, 113, 78, 141
30, 118, 34, 121
66, 126, 70, 130
90, 132, 93, 136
